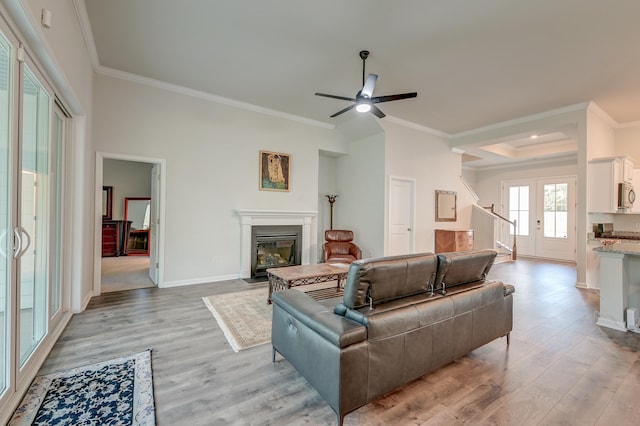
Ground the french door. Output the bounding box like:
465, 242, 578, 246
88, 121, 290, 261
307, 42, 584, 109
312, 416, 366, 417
504, 177, 576, 262
0, 18, 68, 414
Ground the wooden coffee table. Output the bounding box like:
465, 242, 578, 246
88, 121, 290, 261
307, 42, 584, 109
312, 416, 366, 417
267, 263, 350, 304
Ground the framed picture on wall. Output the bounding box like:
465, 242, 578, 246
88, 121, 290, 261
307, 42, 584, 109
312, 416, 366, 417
259, 150, 290, 191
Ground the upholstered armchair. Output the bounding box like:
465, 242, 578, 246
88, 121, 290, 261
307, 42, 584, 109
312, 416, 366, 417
323, 230, 362, 264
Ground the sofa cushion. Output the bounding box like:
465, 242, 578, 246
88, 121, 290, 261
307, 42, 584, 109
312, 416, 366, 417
342, 253, 437, 309
434, 249, 497, 292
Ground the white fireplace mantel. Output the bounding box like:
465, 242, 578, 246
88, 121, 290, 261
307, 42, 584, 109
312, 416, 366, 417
236, 209, 317, 278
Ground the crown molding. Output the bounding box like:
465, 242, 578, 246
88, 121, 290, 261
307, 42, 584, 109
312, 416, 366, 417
72, 0, 99, 69
96, 65, 335, 130
383, 115, 450, 139
451, 102, 590, 142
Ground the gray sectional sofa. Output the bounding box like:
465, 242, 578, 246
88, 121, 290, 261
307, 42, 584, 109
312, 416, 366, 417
271, 249, 514, 425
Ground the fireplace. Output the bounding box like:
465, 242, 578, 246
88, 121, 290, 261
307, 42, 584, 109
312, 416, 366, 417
251, 226, 302, 278
236, 209, 316, 279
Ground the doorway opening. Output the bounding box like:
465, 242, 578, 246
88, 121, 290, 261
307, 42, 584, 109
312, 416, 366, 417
95, 153, 165, 295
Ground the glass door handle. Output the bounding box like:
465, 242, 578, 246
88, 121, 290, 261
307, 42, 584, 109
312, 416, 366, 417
19, 226, 31, 257
12, 226, 31, 259
12, 227, 21, 258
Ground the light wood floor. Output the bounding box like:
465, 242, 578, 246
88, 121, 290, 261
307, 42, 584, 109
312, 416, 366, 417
39, 259, 640, 425
101, 256, 155, 293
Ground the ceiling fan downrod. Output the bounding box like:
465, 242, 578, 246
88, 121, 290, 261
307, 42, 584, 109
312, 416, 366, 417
360, 50, 369, 87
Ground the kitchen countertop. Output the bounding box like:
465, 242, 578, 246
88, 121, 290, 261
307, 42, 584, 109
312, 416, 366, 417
593, 241, 640, 255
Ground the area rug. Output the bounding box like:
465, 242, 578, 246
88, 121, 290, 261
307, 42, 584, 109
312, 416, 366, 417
10, 350, 155, 426
203, 288, 272, 353
203, 285, 344, 352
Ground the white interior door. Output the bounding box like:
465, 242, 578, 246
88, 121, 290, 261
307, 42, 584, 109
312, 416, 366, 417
388, 177, 415, 255
148, 163, 160, 284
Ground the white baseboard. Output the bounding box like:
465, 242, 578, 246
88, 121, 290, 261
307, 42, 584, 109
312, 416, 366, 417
80, 290, 93, 312
596, 317, 627, 332
574, 281, 587, 289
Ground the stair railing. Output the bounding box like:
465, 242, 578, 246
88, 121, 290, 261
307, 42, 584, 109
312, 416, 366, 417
483, 204, 517, 261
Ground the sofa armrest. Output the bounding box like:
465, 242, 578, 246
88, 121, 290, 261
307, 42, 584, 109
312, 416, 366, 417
272, 290, 367, 348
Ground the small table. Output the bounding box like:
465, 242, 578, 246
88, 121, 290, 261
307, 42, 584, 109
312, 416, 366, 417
267, 263, 350, 304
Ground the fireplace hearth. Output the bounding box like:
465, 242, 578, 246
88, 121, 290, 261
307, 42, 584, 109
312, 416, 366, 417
251, 225, 302, 278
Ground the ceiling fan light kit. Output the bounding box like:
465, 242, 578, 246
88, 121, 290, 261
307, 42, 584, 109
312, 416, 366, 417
315, 50, 417, 118
355, 102, 371, 113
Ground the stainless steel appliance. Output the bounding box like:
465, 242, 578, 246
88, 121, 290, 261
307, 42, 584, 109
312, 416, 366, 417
618, 182, 635, 209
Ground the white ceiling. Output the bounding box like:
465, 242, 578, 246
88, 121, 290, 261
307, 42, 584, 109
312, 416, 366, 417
81, 0, 640, 168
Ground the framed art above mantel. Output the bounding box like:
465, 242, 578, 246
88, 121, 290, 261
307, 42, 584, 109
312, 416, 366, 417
259, 150, 290, 192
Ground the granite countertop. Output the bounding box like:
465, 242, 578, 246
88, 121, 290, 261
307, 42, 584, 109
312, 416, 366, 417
596, 231, 640, 240
593, 241, 640, 255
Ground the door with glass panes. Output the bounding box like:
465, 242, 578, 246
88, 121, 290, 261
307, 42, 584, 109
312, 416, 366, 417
0, 21, 67, 412
505, 177, 576, 262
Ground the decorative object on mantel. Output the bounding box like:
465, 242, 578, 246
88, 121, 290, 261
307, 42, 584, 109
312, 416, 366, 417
326, 194, 338, 229
259, 150, 290, 191
10, 350, 155, 425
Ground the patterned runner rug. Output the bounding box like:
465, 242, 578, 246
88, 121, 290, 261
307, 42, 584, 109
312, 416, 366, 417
202, 286, 343, 352
10, 350, 155, 426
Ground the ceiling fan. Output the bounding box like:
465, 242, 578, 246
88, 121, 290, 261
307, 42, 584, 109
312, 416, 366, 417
315, 50, 417, 118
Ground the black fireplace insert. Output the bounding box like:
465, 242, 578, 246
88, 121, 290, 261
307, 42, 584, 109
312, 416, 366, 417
251, 225, 302, 278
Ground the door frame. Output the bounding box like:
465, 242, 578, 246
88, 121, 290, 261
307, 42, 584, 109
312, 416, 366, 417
94, 152, 166, 296
502, 175, 577, 261
387, 176, 416, 255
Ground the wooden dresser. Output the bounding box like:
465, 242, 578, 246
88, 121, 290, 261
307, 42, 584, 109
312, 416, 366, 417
435, 229, 474, 253
102, 220, 132, 257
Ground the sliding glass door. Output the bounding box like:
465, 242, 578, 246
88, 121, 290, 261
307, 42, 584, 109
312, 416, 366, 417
0, 17, 69, 414
18, 65, 50, 367
0, 28, 11, 403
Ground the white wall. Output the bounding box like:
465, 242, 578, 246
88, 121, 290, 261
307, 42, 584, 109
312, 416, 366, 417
382, 120, 475, 253
103, 159, 152, 220
615, 125, 640, 162
93, 74, 344, 285
334, 129, 386, 258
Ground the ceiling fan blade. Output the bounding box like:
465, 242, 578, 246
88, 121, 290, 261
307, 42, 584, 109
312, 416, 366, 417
371, 92, 418, 104
315, 92, 356, 102
330, 104, 356, 118
361, 74, 378, 98
370, 105, 386, 118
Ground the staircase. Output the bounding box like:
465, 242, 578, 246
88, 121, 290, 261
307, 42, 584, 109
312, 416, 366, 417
471, 204, 517, 263
461, 176, 517, 263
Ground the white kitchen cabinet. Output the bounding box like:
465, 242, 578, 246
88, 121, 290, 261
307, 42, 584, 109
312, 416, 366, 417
589, 156, 636, 213
589, 157, 621, 213
623, 157, 634, 183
